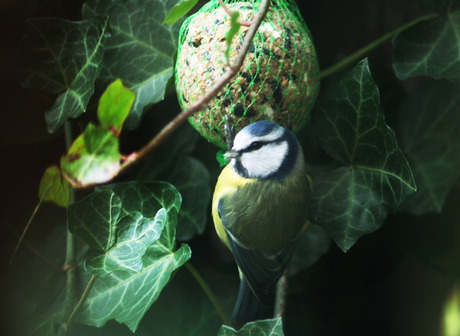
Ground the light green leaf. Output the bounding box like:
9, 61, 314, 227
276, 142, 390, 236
38, 165, 70, 208
71, 182, 190, 331
398, 79, 460, 214
61, 123, 121, 188
97, 79, 136, 135
310, 59, 416, 251
76, 208, 166, 277
225, 11, 241, 62
83, 0, 183, 129
218, 318, 284, 335
393, 12, 460, 84
163, 0, 199, 25
19, 17, 109, 132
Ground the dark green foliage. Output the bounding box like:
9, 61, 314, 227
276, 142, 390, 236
4, 0, 460, 335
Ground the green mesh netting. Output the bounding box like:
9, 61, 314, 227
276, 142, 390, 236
175, 0, 320, 148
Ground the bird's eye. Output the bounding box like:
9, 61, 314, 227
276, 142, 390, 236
248, 141, 263, 151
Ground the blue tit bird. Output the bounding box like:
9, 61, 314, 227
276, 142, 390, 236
212, 120, 310, 328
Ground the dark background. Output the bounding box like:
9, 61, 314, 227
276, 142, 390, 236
0, 1, 457, 335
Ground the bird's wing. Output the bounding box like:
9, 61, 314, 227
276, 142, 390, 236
218, 197, 298, 305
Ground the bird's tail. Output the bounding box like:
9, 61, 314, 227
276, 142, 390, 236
232, 277, 272, 329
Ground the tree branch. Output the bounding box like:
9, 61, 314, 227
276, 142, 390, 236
118, 0, 270, 175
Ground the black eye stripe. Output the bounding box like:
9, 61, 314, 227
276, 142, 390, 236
242, 139, 282, 153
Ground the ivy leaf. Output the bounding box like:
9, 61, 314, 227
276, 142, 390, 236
38, 165, 70, 208
69, 187, 166, 276
310, 59, 416, 251
68, 190, 122, 253
218, 318, 284, 335
97, 79, 135, 136
61, 123, 121, 187
19, 17, 109, 133
393, 12, 460, 84
398, 79, 460, 214
163, 0, 199, 25
71, 182, 191, 332
83, 0, 183, 129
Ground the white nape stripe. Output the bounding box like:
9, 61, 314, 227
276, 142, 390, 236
232, 127, 284, 152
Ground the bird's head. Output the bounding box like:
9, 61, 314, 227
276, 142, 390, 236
225, 121, 301, 180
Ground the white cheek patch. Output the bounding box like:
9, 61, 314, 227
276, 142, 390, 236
233, 127, 284, 151
240, 141, 288, 178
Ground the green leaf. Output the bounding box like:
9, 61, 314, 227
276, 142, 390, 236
225, 11, 241, 62
218, 318, 284, 335
38, 165, 70, 208
71, 182, 191, 331
310, 59, 416, 251
85, 211, 166, 277
398, 79, 460, 214
83, 0, 183, 129
97, 79, 136, 136
61, 123, 121, 187
393, 13, 460, 84
163, 0, 199, 25
19, 17, 109, 132
68, 189, 166, 276
68, 190, 122, 253
288, 224, 331, 276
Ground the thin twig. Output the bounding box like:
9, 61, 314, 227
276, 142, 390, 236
185, 262, 232, 326
9, 197, 44, 264
59, 121, 78, 335
118, 0, 270, 176
274, 271, 288, 318
60, 275, 97, 334
218, 0, 252, 26
319, 12, 440, 79
6, 222, 66, 274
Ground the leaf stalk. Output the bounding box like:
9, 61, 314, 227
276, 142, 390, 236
319, 12, 440, 79
185, 262, 232, 326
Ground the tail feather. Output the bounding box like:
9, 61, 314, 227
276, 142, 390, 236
232, 277, 272, 329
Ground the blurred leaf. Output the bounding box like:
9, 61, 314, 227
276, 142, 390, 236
163, 0, 199, 25
225, 11, 241, 61
97, 79, 136, 136
398, 79, 460, 214
39, 165, 70, 208
169, 157, 210, 240
393, 12, 460, 84
218, 318, 284, 335
19, 17, 109, 132
69, 182, 191, 332
310, 59, 416, 251
83, 0, 183, 129
412, 0, 460, 12
288, 224, 331, 276
61, 123, 121, 188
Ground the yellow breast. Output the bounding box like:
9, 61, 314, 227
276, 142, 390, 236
212, 164, 253, 248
